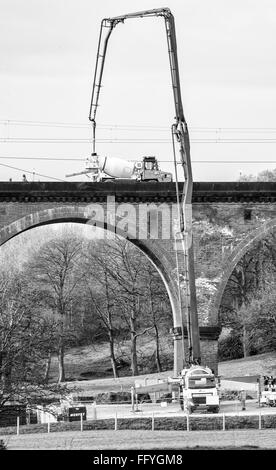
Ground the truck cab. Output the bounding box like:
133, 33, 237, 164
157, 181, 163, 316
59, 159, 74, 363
179, 365, 220, 413
135, 156, 172, 182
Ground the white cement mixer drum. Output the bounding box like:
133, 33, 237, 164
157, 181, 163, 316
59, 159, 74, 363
98, 156, 135, 179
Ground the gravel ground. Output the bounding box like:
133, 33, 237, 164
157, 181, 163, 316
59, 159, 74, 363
83, 399, 276, 419
2, 428, 276, 450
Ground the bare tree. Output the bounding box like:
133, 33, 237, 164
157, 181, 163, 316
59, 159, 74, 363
83, 245, 120, 378
27, 235, 85, 382
100, 238, 149, 376
143, 263, 172, 372
84, 237, 172, 376
0, 270, 70, 413
220, 233, 276, 358
239, 168, 276, 182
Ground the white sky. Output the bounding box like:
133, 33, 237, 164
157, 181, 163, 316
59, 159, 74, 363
1, 0, 276, 182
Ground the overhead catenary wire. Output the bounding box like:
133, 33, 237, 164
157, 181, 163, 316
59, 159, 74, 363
1, 120, 276, 177
0, 162, 66, 181
2, 120, 276, 145
0, 156, 276, 164
2, 119, 276, 132
0, 136, 276, 144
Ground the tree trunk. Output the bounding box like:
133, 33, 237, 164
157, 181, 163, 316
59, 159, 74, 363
0, 350, 11, 390
154, 325, 162, 372
44, 350, 52, 383
58, 340, 65, 383
130, 332, 138, 376
104, 271, 119, 379
0, 350, 3, 384
240, 265, 247, 358
109, 333, 119, 378
3, 361, 12, 392
242, 324, 247, 358
129, 294, 140, 376
130, 312, 138, 375
148, 280, 162, 373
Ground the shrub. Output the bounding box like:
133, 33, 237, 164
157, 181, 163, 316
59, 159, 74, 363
218, 331, 243, 360
0, 439, 7, 450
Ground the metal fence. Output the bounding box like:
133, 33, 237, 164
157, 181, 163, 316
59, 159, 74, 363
1, 408, 276, 435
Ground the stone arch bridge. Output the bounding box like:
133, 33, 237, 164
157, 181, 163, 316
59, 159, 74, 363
0, 181, 276, 375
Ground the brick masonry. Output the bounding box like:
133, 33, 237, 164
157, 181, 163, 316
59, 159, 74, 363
0, 181, 276, 375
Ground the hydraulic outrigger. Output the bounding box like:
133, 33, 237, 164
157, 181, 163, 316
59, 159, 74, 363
89, 8, 201, 367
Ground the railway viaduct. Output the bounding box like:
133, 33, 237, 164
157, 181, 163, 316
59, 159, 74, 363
0, 181, 276, 375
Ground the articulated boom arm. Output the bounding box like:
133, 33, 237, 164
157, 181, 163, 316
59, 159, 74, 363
89, 8, 200, 365
89, 7, 192, 195
89, 9, 183, 152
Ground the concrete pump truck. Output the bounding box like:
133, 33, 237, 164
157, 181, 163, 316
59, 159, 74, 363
67, 8, 219, 412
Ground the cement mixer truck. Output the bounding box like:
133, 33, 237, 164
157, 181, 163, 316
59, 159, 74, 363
134, 364, 220, 414
178, 365, 220, 413
66, 153, 172, 182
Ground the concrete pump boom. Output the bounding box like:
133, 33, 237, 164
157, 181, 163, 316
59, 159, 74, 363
89, 8, 201, 366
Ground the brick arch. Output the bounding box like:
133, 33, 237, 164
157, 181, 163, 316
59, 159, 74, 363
0, 205, 180, 328
210, 218, 276, 324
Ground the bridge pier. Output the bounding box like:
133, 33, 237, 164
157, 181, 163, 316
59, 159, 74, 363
171, 326, 221, 376
172, 333, 185, 377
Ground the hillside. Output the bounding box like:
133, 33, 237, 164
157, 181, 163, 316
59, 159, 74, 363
218, 351, 276, 378
49, 336, 174, 383
49, 343, 276, 394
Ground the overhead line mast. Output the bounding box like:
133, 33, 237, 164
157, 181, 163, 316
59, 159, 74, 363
88, 8, 201, 366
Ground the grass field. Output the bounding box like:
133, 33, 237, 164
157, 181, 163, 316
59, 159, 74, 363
2, 429, 276, 450
219, 351, 276, 378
